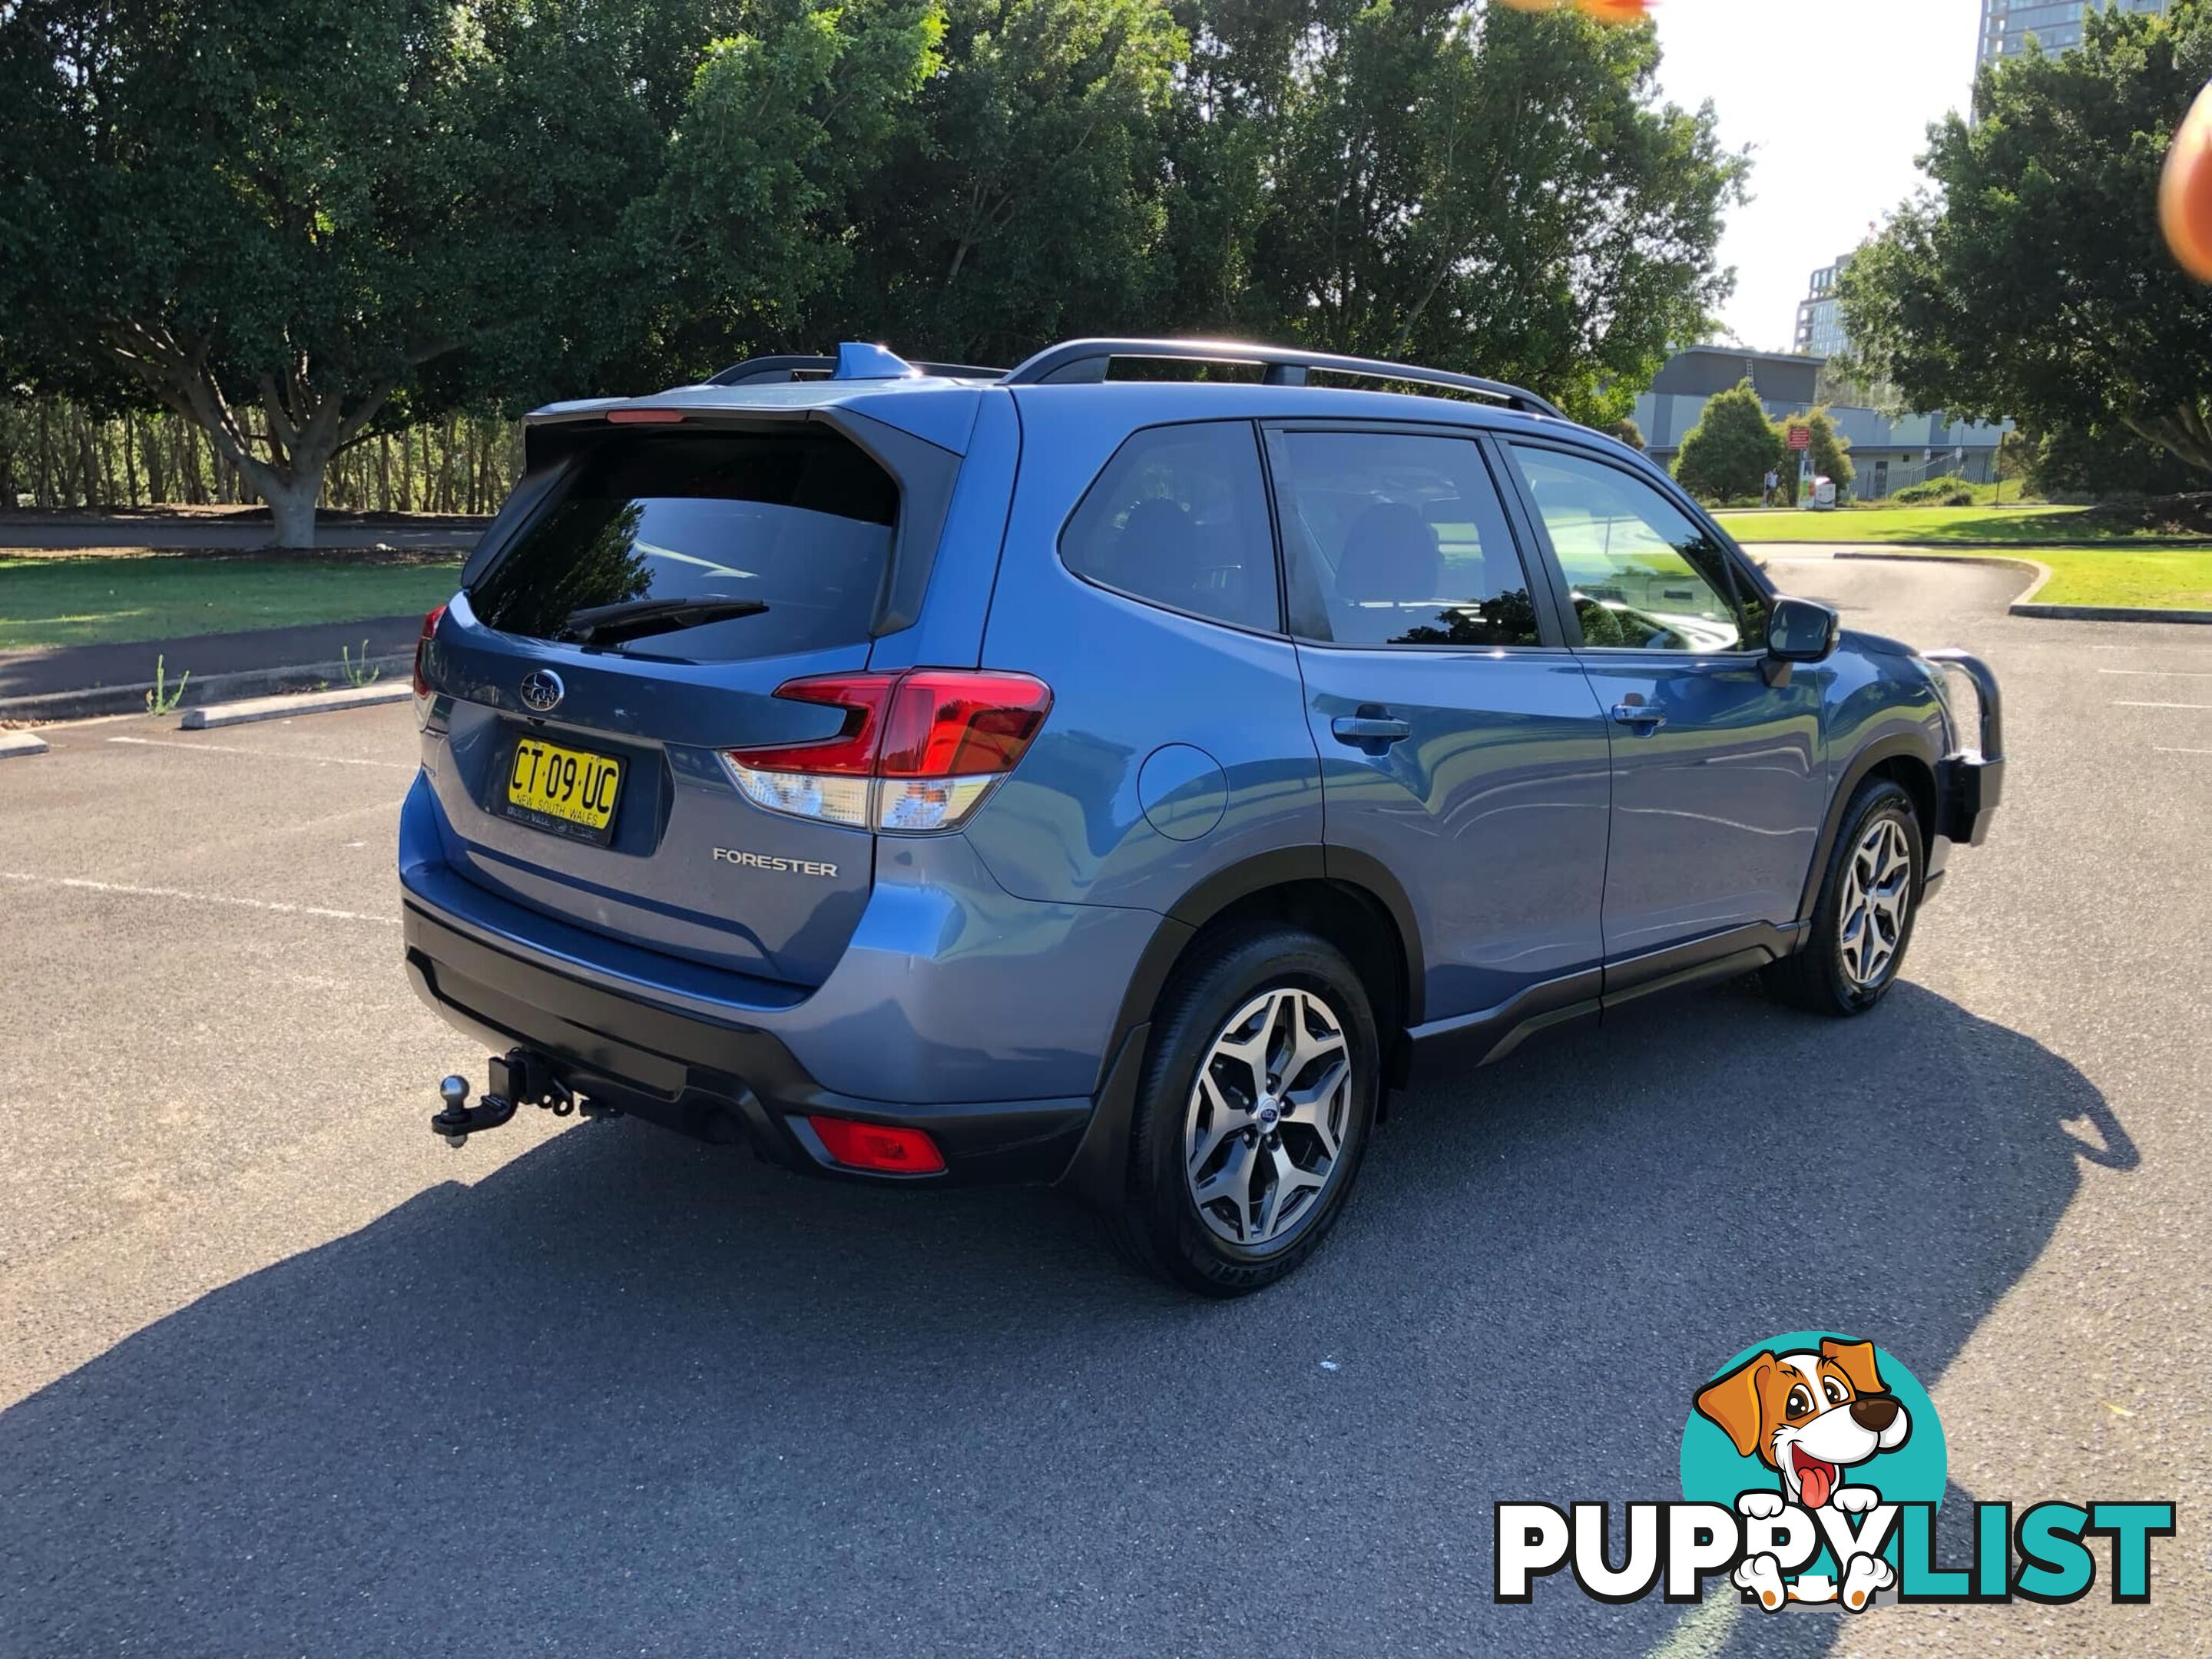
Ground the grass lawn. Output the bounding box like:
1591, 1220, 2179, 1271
1710, 504, 2186, 545
1823, 546, 2212, 611
0, 552, 462, 651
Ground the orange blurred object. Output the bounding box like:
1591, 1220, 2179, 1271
1495, 0, 1651, 16
2161, 79, 2212, 280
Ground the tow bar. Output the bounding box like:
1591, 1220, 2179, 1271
432, 1047, 616, 1147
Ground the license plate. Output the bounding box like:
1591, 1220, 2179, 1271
505, 737, 624, 843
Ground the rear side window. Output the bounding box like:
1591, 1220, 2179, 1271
1270, 429, 1541, 647
468, 430, 897, 661
1059, 422, 1280, 631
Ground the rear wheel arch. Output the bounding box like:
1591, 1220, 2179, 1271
1137, 850, 1418, 1050
1061, 854, 1419, 1208
1173, 878, 1412, 1055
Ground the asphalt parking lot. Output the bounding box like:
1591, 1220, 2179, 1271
2, 555, 2204, 1657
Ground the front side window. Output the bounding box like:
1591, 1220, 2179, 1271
1059, 422, 1279, 631
1508, 444, 1764, 653
1270, 429, 1542, 647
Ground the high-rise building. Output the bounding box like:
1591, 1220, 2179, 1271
1793, 256, 1852, 359
1978, 0, 2167, 66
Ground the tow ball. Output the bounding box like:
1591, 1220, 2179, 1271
432, 1048, 611, 1148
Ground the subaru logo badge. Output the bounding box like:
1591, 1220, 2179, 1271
519, 669, 565, 713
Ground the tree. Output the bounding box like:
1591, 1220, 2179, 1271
1800, 406, 1853, 493
1611, 416, 1646, 450
1762, 409, 1849, 505
1838, 0, 2212, 477
632, 0, 950, 377
1159, 0, 1746, 422
0, 0, 733, 545
820, 0, 1184, 366
1673, 379, 1783, 504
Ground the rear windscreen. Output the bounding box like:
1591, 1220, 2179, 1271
468, 429, 898, 660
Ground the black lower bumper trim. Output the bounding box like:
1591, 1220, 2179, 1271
1938, 752, 2004, 847
402, 900, 1091, 1187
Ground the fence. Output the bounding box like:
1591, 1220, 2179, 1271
1881, 446, 1972, 493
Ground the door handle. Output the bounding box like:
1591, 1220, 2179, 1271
1610, 702, 1667, 730
1332, 714, 1411, 746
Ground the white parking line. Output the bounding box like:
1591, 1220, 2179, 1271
2154, 746, 2212, 755
106, 736, 413, 770
2098, 668, 2212, 678
0, 870, 399, 926
2111, 700, 2212, 710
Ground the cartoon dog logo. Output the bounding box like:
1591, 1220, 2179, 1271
1694, 1338, 1912, 1610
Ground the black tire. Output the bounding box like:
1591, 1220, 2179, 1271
1765, 777, 1922, 1015
1107, 926, 1380, 1296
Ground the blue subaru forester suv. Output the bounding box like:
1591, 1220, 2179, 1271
402, 338, 2004, 1294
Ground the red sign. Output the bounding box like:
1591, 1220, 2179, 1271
1786, 424, 1812, 450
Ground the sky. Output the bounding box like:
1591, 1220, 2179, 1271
1646, 0, 1985, 352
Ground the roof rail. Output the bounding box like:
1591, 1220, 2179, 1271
998, 337, 1567, 420
707, 352, 1008, 386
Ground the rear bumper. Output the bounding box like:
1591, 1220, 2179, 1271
404, 899, 1093, 1186
395, 760, 1164, 1184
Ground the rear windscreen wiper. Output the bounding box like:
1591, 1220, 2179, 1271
562, 594, 768, 645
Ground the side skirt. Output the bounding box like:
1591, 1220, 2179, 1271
1403, 920, 1808, 1084
1058, 920, 1809, 1207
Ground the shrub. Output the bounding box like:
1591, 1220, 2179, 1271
2011, 422, 2204, 498
2077, 492, 2212, 535
1892, 475, 1975, 506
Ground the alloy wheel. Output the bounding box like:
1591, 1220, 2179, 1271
1184, 987, 1353, 1248
1836, 817, 1912, 992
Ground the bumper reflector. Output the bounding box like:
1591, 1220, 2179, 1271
806, 1114, 947, 1175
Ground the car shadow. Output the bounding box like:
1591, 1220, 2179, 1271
0, 980, 2131, 1657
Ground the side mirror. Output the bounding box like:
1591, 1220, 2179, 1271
1761, 596, 1838, 685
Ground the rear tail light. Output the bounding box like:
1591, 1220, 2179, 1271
721, 668, 1051, 833
805, 1114, 946, 1175
412, 602, 448, 700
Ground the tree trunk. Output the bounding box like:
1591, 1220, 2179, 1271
98, 325, 407, 548
230, 419, 339, 548
2121, 406, 2212, 474
258, 470, 323, 548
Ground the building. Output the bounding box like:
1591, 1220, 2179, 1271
1978, 0, 2167, 65
1793, 255, 1852, 359
1631, 345, 2012, 500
